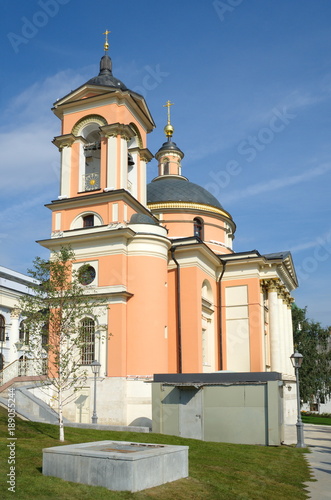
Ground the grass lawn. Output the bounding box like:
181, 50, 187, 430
302, 414, 331, 426
0, 406, 312, 500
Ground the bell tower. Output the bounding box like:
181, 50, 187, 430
39, 34, 170, 397
51, 32, 154, 225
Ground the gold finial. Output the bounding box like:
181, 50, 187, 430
103, 30, 111, 52
163, 100, 174, 138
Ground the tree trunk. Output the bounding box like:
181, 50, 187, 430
58, 386, 65, 442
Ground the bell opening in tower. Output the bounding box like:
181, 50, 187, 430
82, 125, 101, 192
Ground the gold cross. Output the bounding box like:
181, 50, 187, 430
163, 100, 174, 124
103, 30, 111, 52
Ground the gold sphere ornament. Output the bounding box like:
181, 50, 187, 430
164, 123, 174, 137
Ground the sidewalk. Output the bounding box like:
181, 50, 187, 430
303, 424, 331, 499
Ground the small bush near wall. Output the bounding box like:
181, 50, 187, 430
301, 411, 331, 418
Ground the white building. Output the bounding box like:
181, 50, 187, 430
0, 266, 39, 384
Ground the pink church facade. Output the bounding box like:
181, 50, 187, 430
37, 48, 298, 430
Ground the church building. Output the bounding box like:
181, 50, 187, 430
37, 36, 298, 427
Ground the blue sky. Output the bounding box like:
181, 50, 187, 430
1, 0, 331, 326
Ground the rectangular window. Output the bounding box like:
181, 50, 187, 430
83, 215, 94, 228
80, 318, 95, 365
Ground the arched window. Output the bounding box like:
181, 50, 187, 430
0, 315, 5, 342
163, 161, 170, 175
80, 318, 95, 365
19, 320, 29, 345
72, 115, 107, 193
194, 217, 204, 240
70, 212, 103, 230
82, 125, 101, 191
41, 323, 49, 350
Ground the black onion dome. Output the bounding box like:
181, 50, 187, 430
155, 139, 184, 158
147, 177, 224, 210
86, 55, 127, 90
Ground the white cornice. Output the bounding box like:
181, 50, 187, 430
170, 243, 222, 280
38, 227, 136, 251
45, 190, 155, 217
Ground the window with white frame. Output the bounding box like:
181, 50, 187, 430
19, 320, 30, 345
80, 318, 95, 365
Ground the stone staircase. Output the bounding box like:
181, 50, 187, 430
0, 371, 69, 425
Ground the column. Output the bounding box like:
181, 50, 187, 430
139, 148, 153, 206
77, 139, 86, 192
60, 145, 72, 197
128, 148, 138, 198
52, 134, 76, 197
268, 281, 282, 373
8, 309, 20, 364
105, 135, 117, 190
277, 288, 286, 374
260, 287, 266, 369
284, 297, 291, 374
120, 136, 128, 189
287, 302, 295, 375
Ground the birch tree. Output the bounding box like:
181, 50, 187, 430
19, 246, 106, 441
292, 304, 331, 404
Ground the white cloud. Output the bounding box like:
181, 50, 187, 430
0, 193, 50, 227
289, 229, 331, 253
0, 67, 93, 193
185, 83, 331, 164
2, 68, 93, 125
221, 163, 331, 204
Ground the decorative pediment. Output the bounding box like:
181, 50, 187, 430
52, 85, 155, 133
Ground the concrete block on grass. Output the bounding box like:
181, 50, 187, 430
43, 440, 188, 492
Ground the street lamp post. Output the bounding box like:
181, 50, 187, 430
90, 360, 101, 424
290, 351, 306, 448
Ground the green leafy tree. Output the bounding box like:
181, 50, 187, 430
19, 247, 107, 441
292, 304, 331, 404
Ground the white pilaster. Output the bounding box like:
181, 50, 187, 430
277, 295, 286, 374
106, 136, 117, 190
55, 213, 61, 231
260, 289, 266, 369
78, 141, 85, 192
112, 203, 119, 222
60, 146, 72, 197
123, 204, 128, 222
287, 305, 295, 375
139, 158, 147, 206
268, 287, 281, 372
283, 298, 291, 374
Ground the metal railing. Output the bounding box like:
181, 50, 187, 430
0, 358, 48, 386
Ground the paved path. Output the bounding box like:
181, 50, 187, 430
303, 424, 331, 499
